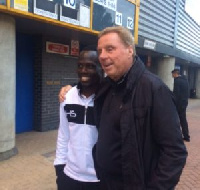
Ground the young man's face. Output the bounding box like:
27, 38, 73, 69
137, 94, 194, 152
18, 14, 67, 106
77, 51, 101, 87
97, 32, 133, 81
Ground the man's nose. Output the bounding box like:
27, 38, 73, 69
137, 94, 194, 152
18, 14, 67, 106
79, 65, 88, 73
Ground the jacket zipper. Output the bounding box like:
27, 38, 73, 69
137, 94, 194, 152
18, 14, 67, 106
84, 106, 88, 124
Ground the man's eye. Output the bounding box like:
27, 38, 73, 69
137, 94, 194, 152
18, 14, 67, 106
87, 64, 96, 69
78, 64, 96, 69
107, 47, 114, 52
97, 50, 102, 56
78, 64, 83, 69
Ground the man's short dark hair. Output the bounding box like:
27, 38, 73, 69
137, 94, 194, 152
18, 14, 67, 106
171, 69, 180, 74
82, 45, 97, 51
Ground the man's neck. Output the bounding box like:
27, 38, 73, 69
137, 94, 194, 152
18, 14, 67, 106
81, 85, 97, 98
110, 62, 134, 83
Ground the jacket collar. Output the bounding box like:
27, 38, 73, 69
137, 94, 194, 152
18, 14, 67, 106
126, 55, 146, 91
95, 56, 146, 100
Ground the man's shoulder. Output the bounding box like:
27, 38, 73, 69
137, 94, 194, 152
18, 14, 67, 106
96, 78, 111, 96
180, 75, 189, 83
65, 86, 79, 101
67, 85, 78, 94
141, 70, 164, 86
175, 75, 188, 85
138, 70, 172, 96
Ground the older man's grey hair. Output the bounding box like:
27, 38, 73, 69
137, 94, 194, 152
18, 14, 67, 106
98, 26, 136, 56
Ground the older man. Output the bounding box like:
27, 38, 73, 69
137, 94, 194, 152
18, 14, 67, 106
59, 26, 187, 190
94, 26, 187, 190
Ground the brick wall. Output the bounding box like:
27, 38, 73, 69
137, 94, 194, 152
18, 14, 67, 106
33, 35, 43, 131
34, 35, 78, 131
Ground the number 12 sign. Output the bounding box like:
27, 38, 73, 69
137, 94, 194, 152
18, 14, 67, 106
127, 17, 134, 30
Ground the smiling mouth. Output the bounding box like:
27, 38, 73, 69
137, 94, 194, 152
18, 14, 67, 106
103, 64, 112, 70
103, 62, 112, 67
81, 76, 90, 82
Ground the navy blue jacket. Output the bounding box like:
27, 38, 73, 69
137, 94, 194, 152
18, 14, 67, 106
94, 56, 187, 190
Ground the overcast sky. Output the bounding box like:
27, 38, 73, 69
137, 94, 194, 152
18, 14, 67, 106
185, 0, 200, 25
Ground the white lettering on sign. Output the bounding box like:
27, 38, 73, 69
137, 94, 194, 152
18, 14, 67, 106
46, 41, 69, 55
107, 0, 117, 11
93, 0, 107, 6
60, 16, 80, 25
144, 39, 156, 50
63, 0, 76, 9
34, 7, 58, 19
115, 11, 122, 26
94, 0, 117, 11
127, 17, 133, 30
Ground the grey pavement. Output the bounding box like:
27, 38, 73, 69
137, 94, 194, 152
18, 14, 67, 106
0, 99, 200, 190
0, 130, 58, 190
176, 99, 200, 190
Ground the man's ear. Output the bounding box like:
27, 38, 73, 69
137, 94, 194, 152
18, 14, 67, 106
127, 46, 134, 58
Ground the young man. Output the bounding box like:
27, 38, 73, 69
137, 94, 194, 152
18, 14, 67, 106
172, 69, 190, 142
60, 26, 187, 190
54, 48, 102, 190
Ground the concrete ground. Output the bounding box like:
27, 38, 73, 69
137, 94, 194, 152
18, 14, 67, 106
0, 99, 200, 190
0, 130, 57, 190
176, 99, 200, 190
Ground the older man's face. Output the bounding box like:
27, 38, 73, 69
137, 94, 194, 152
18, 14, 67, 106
97, 32, 133, 81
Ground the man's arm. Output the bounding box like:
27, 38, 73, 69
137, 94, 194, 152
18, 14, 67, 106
148, 84, 187, 189
54, 102, 70, 175
59, 85, 72, 103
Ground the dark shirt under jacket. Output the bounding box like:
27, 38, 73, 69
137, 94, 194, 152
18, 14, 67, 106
96, 77, 127, 176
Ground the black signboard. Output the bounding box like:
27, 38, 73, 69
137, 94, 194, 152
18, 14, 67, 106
7, 0, 136, 34
60, 0, 91, 28
33, 0, 58, 19
92, 0, 135, 33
